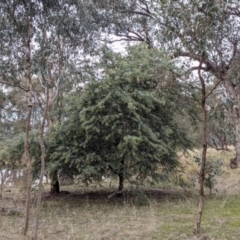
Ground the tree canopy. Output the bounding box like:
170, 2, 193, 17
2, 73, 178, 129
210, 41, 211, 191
49, 45, 192, 192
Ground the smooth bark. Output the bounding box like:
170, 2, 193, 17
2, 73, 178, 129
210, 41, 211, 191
33, 87, 49, 240
22, 13, 33, 237
194, 62, 208, 234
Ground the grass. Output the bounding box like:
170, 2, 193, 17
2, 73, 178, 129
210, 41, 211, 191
1, 147, 240, 239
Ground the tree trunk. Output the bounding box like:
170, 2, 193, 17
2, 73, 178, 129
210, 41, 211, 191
0, 170, 3, 198
235, 106, 240, 162
22, 87, 33, 237
194, 141, 207, 234
33, 86, 49, 240
117, 160, 124, 196
50, 169, 59, 194
225, 81, 240, 161
47, 79, 61, 194
194, 63, 208, 234
118, 172, 124, 193
22, 13, 33, 237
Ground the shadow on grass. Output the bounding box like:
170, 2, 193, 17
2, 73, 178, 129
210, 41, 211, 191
42, 188, 187, 207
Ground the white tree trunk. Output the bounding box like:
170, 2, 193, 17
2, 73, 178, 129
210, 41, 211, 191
235, 104, 240, 162
225, 80, 240, 161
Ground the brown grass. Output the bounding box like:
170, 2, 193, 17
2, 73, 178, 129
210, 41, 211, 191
1, 147, 240, 239
0, 188, 180, 240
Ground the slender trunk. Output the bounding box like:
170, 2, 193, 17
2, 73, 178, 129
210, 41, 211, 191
117, 159, 124, 196
194, 63, 208, 234
50, 169, 59, 194
48, 84, 60, 193
22, 13, 33, 237
33, 87, 49, 240
194, 134, 207, 234
40, 24, 61, 195
22, 91, 33, 237
0, 170, 3, 198
118, 172, 124, 192
225, 81, 240, 161
235, 103, 240, 162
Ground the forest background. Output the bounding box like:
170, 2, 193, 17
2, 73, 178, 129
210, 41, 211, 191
1, 0, 240, 239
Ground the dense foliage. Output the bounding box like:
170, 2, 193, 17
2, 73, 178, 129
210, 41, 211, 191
49, 46, 192, 191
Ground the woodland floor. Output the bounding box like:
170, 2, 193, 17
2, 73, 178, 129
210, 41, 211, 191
1, 147, 240, 240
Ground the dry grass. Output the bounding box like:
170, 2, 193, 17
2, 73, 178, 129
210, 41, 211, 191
178, 146, 237, 193
1, 147, 240, 240
0, 188, 178, 240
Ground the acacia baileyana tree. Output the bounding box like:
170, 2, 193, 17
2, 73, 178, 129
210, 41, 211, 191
50, 45, 192, 195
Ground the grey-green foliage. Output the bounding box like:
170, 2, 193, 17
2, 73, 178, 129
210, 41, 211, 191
0, 88, 29, 139
0, 132, 43, 178
90, 0, 156, 47
93, 0, 240, 90
50, 44, 192, 186
0, 130, 65, 183
0, 135, 24, 169
193, 155, 223, 195
207, 88, 235, 150
0, 0, 102, 126
0, 0, 104, 179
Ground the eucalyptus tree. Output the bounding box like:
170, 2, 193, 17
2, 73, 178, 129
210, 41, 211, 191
0, 1, 38, 235
30, 1, 102, 196
0, 0, 102, 237
153, 1, 240, 233
90, 0, 156, 47
155, 0, 240, 161
0, 0, 101, 178
207, 87, 235, 151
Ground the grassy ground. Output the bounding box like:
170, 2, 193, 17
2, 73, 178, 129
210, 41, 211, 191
1, 148, 240, 240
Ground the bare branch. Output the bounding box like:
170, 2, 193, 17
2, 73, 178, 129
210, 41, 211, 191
227, 7, 240, 17
228, 40, 239, 68
205, 79, 222, 101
